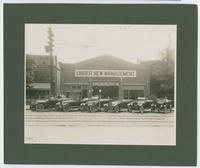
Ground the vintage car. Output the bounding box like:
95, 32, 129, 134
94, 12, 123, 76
30, 96, 68, 112
86, 99, 112, 112
151, 98, 173, 113
55, 99, 85, 112
79, 96, 100, 112
55, 96, 99, 112
127, 98, 154, 113
106, 99, 133, 112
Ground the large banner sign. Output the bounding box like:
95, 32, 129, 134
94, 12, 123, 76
75, 69, 136, 78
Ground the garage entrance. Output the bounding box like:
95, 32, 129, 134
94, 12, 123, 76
124, 90, 144, 99
92, 81, 119, 98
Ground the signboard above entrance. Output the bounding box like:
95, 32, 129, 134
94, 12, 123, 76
75, 69, 137, 78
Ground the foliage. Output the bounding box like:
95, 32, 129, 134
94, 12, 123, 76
26, 55, 36, 88
150, 47, 175, 99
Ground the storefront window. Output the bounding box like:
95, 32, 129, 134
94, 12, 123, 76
124, 90, 144, 99
138, 90, 144, 97
65, 92, 70, 98
124, 90, 129, 99
65, 85, 70, 90
82, 85, 88, 89
77, 85, 81, 89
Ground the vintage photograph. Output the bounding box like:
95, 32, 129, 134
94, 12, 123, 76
25, 24, 176, 145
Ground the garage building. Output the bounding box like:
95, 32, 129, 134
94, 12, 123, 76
60, 55, 151, 100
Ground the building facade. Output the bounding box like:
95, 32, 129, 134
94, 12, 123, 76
60, 55, 151, 100
26, 54, 61, 100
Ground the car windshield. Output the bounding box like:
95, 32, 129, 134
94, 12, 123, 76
63, 99, 74, 103
36, 99, 48, 103
137, 97, 146, 101
112, 100, 121, 104
157, 98, 169, 103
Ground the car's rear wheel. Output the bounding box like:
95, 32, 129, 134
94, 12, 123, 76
114, 106, 120, 113
36, 104, 44, 112
30, 107, 36, 111
63, 104, 70, 112
89, 105, 96, 112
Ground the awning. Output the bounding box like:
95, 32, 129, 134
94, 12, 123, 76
29, 83, 50, 90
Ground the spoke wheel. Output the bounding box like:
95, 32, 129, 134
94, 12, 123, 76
164, 107, 168, 114
89, 105, 96, 112
36, 104, 44, 112
127, 106, 132, 112
55, 105, 59, 111
114, 106, 120, 113
63, 104, 70, 112
104, 107, 108, 112
80, 105, 85, 112
140, 106, 144, 114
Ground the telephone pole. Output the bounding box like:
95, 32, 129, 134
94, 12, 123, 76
45, 27, 54, 97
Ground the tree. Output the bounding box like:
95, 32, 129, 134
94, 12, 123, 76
26, 55, 36, 88
150, 46, 175, 99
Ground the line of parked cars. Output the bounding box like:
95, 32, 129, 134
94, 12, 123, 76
30, 95, 174, 114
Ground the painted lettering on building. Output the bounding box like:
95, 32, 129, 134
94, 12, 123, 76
75, 70, 136, 78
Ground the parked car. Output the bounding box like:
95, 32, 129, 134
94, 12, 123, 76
55, 96, 100, 112
107, 99, 133, 112
30, 96, 68, 112
151, 98, 173, 113
79, 96, 100, 112
86, 99, 112, 112
55, 99, 85, 112
127, 99, 154, 113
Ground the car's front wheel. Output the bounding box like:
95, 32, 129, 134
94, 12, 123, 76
103, 106, 108, 112
36, 104, 44, 112
127, 105, 132, 112
151, 106, 155, 113
55, 105, 60, 111
114, 106, 120, 113
163, 106, 168, 114
169, 104, 172, 112
63, 104, 70, 112
80, 105, 85, 112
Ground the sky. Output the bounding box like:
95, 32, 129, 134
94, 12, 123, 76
25, 24, 176, 63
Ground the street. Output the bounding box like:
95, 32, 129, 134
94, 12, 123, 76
25, 109, 176, 145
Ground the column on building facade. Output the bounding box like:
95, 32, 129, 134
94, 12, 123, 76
118, 78, 123, 99
146, 79, 150, 97
144, 80, 150, 98
88, 77, 93, 98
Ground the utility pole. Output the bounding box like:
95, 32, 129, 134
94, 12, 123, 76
45, 27, 54, 97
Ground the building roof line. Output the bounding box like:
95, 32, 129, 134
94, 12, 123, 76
76, 54, 136, 65
60, 54, 137, 66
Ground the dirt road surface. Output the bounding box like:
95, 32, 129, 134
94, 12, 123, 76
25, 109, 176, 145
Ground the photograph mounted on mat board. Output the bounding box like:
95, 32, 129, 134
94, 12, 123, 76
25, 24, 176, 145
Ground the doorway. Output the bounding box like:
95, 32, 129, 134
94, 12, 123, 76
92, 86, 119, 98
